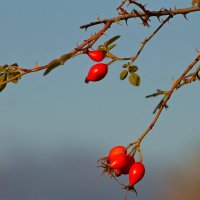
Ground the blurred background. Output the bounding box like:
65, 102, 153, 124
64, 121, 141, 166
0, 0, 200, 199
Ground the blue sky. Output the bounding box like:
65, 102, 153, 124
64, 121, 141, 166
0, 1, 200, 199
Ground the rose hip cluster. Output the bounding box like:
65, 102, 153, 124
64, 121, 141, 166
99, 145, 145, 188
85, 50, 108, 83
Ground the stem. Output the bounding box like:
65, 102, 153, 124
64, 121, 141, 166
137, 53, 200, 145
130, 15, 172, 64
146, 63, 200, 110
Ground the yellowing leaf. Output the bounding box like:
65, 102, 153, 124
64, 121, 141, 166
128, 73, 141, 86
0, 73, 7, 92
120, 70, 128, 80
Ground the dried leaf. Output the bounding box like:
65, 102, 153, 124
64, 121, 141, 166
8, 72, 21, 84
0, 66, 5, 73
192, 0, 200, 6
0, 73, 7, 92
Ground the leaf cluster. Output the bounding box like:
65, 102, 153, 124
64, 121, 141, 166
0, 64, 21, 92
120, 63, 140, 86
97, 35, 121, 59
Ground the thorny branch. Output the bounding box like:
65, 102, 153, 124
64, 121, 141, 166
98, 52, 200, 192
1, 1, 200, 196
0, 2, 200, 90
130, 15, 172, 64
80, 6, 200, 29
129, 52, 200, 150
0, 22, 112, 87
103, 53, 200, 191
146, 58, 200, 114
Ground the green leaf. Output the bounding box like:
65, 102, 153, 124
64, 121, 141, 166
43, 59, 62, 76
60, 53, 73, 63
128, 73, 141, 86
128, 66, 138, 74
104, 35, 121, 47
44, 53, 73, 76
107, 44, 117, 51
97, 45, 104, 50
122, 64, 128, 68
120, 70, 128, 80
0, 73, 7, 92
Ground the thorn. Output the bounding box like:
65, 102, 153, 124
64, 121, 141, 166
159, 7, 164, 12
172, 78, 176, 85
183, 14, 188, 20
96, 14, 101, 21
156, 16, 162, 22
125, 19, 128, 25
196, 72, 200, 80
165, 104, 169, 109
34, 62, 40, 70
144, 3, 148, 8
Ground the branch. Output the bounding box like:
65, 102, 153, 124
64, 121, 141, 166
80, 6, 200, 29
117, 0, 128, 11
1, 4, 200, 92
128, 52, 200, 149
146, 61, 200, 113
130, 15, 172, 64
0, 22, 111, 88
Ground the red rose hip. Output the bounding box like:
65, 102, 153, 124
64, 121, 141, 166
129, 162, 145, 186
120, 154, 135, 174
87, 50, 105, 62
85, 63, 108, 83
110, 154, 128, 169
108, 146, 127, 162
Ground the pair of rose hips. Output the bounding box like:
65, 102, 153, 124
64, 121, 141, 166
108, 146, 145, 187
85, 50, 108, 83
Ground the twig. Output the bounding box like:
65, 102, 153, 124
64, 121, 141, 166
117, 0, 128, 11
146, 63, 200, 113
128, 52, 200, 147
130, 15, 172, 64
129, 0, 150, 15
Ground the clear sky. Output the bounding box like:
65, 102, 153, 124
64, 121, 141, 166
0, 0, 200, 200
